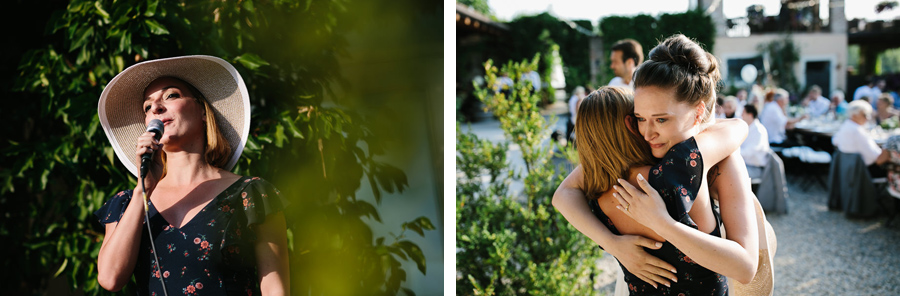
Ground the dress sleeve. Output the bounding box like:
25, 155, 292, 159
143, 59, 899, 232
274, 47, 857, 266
94, 190, 134, 224
238, 177, 290, 227
220, 177, 290, 263
646, 137, 704, 224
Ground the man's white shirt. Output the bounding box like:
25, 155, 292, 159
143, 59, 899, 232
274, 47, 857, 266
741, 119, 770, 167
759, 101, 787, 144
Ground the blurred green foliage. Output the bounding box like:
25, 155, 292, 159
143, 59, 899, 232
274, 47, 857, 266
456, 57, 599, 295
2, 0, 435, 295
457, 0, 493, 19
506, 13, 594, 96
758, 35, 801, 95
599, 10, 716, 85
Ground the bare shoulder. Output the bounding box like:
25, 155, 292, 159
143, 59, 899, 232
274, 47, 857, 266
217, 169, 243, 183
626, 166, 652, 188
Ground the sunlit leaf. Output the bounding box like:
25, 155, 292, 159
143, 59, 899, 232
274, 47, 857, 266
53, 258, 68, 277
234, 53, 270, 71
144, 19, 169, 35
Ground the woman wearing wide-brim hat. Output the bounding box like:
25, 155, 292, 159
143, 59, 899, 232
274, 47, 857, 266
94, 55, 290, 295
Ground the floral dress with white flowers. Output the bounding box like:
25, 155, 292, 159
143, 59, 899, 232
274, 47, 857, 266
95, 176, 288, 296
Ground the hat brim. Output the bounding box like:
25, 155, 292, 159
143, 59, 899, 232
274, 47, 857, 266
98, 55, 250, 177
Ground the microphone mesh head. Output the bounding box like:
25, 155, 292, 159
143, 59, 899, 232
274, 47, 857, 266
146, 119, 165, 141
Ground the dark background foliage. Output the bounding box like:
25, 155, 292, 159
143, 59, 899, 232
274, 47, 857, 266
1, 0, 441, 295
599, 9, 716, 84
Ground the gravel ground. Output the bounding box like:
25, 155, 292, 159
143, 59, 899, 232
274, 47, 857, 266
589, 181, 900, 295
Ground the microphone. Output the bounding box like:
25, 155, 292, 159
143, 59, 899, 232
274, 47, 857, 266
140, 119, 164, 178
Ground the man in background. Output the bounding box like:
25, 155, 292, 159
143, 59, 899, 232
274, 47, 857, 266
804, 85, 831, 118
608, 39, 642, 89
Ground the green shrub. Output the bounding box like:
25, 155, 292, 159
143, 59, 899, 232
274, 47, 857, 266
456, 56, 600, 295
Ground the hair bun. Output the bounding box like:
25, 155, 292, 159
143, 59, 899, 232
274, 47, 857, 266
649, 34, 719, 80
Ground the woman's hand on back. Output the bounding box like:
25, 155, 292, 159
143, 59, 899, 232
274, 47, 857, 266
606, 234, 678, 288
612, 174, 672, 231
551, 165, 676, 288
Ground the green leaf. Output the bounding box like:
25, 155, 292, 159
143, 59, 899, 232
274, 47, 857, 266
145, 0, 159, 17
40, 169, 50, 191
144, 19, 169, 35
274, 124, 285, 148
233, 53, 270, 71
396, 240, 426, 275
93, 1, 110, 19
356, 200, 381, 222
242, 0, 256, 13
54, 258, 68, 277
70, 26, 94, 52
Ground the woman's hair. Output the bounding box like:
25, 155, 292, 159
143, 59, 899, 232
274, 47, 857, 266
634, 34, 721, 123
152, 77, 232, 177
576, 87, 655, 200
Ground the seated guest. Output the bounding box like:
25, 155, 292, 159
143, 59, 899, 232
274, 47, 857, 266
875, 94, 900, 125
720, 96, 740, 119
829, 90, 848, 117
740, 104, 769, 179
759, 88, 805, 147
803, 85, 831, 118
832, 100, 891, 177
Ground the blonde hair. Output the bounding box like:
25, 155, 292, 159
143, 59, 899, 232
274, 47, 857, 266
576, 87, 655, 200
154, 77, 233, 177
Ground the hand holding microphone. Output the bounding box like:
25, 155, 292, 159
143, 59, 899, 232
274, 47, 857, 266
137, 119, 165, 179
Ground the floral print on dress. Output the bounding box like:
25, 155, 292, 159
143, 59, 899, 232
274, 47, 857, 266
93, 176, 288, 295
590, 137, 727, 295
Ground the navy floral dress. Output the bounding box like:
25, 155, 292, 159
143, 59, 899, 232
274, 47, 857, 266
95, 176, 288, 296
589, 137, 728, 295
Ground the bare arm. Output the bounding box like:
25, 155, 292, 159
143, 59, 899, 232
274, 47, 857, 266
552, 165, 677, 287
255, 212, 291, 296
613, 153, 759, 284
97, 186, 150, 291
694, 118, 749, 168
97, 131, 162, 291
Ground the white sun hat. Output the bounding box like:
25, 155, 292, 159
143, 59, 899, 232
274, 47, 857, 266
98, 55, 251, 177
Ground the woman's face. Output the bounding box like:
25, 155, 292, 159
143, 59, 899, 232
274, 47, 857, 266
633, 86, 701, 158
142, 77, 206, 147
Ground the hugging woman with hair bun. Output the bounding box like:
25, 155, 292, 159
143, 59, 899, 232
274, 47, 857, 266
553, 35, 769, 295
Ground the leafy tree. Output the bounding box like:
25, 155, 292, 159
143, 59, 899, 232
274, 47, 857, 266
457, 0, 493, 18
456, 56, 599, 295
599, 10, 716, 85
758, 35, 801, 94
2, 0, 435, 295
506, 13, 594, 96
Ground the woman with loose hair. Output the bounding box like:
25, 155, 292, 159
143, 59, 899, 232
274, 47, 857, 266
95, 56, 290, 295
553, 35, 764, 295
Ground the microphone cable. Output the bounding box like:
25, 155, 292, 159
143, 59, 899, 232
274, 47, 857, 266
142, 166, 169, 296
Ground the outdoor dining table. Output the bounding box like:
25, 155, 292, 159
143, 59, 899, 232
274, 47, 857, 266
790, 118, 900, 150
